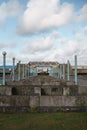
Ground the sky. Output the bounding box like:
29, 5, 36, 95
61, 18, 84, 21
0, 0, 87, 65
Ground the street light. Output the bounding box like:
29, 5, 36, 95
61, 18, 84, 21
18, 61, 21, 81
2, 51, 7, 86
12, 57, 15, 81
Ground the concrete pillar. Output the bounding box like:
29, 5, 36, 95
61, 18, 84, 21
75, 55, 78, 85
24, 65, 26, 78
59, 64, 62, 79
27, 64, 29, 78
25, 65, 27, 78
25, 64, 27, 78
22, 64, 24, 79
63, 64, 65, 80
58, 65, 59, 78
29, 63, 30, 76
67, 60, 70, 81
18, 61, 21, 81
56, 64, 59, 78
2, 51, 7, 86
12, 57, 15, 81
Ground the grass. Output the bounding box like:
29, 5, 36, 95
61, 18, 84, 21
0, 112, 87, 130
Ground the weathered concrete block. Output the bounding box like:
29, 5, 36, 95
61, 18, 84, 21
30, 96, 39, 107
11, 86, 34, 95
40, 96, 77, 107
0, 96, 30, 106
0, 87, 12, 96
41, 88, 51, 95
42, 82, 50, 85
50, 82, 60, 86
78, 86, 87, 94
63, 87, 69, 96
75, 96, 87, 106
32, 81, 41, 85
51, 87, 62, 96
34, 87, 41, 96
66, 81, 74, 86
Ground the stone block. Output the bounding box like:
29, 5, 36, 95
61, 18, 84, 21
34, 87, 41, 96
66, 81, 74, 86
78, 86, 87, 94
50, 82, 60, 86
41, 88, 51, 95
30, 96, 39, 107
32, 81, 41, 85
0, 87, 12, 96
51, 87, 62, 96
63, 87, 69, 96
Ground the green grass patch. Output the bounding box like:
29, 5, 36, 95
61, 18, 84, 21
0, 112, 87, 130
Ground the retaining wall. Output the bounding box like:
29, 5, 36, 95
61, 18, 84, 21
0, 96, 87, 107
78, 86, 87, 95
0, 95, 87, 112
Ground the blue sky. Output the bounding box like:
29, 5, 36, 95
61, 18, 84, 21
0, 0, 87, 65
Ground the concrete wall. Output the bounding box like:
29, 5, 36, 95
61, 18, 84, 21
0, 96, 87, 107
0, 87, 11, 96
0, 86, 78, 96
78, 86, 87, 94
40, 96, 87, 107
34, 87, 41, 96
30, 96, 39, 107
13, 86, 34, 95
0, 86, 35, 96
0, 96, 30, 106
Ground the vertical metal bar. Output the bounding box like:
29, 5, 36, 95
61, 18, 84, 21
27, 64, 29, 78
25, 65, 27, 78
67, 60, 70, 81
59, 64, 62, 79
12, 57, 15, 81
29, 63, 30, 76
75, 55, 78, 85
25, 64, 27, 78
22, 64, 24, 79
63, 63, 65, 80
18, 61, 20, 81
2, 51, 6, 86
58, 64, 59, 78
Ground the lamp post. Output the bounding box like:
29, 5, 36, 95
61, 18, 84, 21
63, 63, 65, 80
25, 64, 27, 79
12, 57, 15, 81
67, 60, 70, 81
27, 64, 29, 78
29, 63, 30, 77
2, 51, 7, 86
22, 64, 24, 79
59, 64, 62, 79
58, 64, 59, 78
18, 61, 21, 81
75, 55, 78, 85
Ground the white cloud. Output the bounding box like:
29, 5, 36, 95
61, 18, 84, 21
17, 0, 87, 35
0, 28, 87, 65
21, 36, 54, 54
0, 42, 17, 49
55, 29, 87, 65
82, 26, 87, 32
18, 25, 87, 65
0, 0, 22, 24
0, 42, 6, 48
63, 41, 80, 56
17, 0, 75, 34
77, 4, 87, 22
